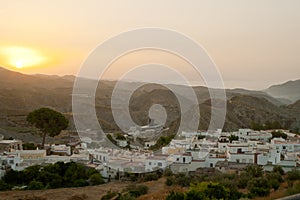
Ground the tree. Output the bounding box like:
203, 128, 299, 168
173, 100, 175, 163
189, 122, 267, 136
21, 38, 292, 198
228, 135, 239, 143
22, 143, 37, 150
247, 177, 270, 197
271, 131, 287, 139
273, 166, 284, 175
266, 172, 283, 190
27, 108, 69, 148
245, 165, 263, 178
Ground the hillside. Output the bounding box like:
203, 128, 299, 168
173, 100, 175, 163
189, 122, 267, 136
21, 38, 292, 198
0, 67, 299, 142
265, 79, 300, 103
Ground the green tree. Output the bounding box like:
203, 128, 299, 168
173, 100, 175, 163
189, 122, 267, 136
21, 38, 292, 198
267, 172, 283, 190
247, 177, 270, 197
27, 108, 69, 148
245, 165, 263, 178
271, 130, 287, 139
23, 165, 41, 183
228, 135, 239, 143
22, 143, 37, 150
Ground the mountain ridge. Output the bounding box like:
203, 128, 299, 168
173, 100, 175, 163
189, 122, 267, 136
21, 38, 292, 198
0, 67, 299, 140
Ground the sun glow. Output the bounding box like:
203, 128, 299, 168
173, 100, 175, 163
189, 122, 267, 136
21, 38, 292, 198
0, 46, 46, 69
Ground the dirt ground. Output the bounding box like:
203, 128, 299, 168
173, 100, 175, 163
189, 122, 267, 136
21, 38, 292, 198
0, 178, 173, 200
0, 181, 128, 200
0, 177, 291, 200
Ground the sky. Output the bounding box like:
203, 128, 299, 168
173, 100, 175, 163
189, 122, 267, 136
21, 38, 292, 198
0, 0, 300, 90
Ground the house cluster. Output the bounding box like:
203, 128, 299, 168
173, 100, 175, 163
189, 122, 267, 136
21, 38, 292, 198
0, 134, 89, 178
90, 129, 300, 179
1, 128, 300, 180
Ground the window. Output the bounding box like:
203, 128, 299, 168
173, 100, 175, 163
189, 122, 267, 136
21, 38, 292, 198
236, 159, 240, 163
210, 163, 213, 167
183, 157, 186, 163
149, 162, 151, 165
158, 162, 162, 167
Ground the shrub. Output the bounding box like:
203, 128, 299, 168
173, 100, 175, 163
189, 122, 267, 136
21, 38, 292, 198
0, 180, 12, 191
101, 191, 118, 200
166, 191, 185, 200
126, 184, 148, 197
163, 168, 173, 177
174, 173, 191, 187
287, 169, 300, 181
273, 165, 284, 175
89, 173, 105, 185
247, 177, 270, 197
144, 173, 158, 181
28, 180, 44, 190
165, 177, 174, 186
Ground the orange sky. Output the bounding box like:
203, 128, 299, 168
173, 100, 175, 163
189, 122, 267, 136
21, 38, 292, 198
0, 0, 300, 89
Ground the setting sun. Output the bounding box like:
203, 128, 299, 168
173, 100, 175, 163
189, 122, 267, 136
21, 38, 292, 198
0, 46, 46, 69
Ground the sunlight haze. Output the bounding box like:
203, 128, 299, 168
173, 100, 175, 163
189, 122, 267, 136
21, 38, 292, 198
0, 0, 300, 89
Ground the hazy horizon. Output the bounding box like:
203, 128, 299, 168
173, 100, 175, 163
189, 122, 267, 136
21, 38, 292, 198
1, 65, 297, 91
1, 0, 300, 90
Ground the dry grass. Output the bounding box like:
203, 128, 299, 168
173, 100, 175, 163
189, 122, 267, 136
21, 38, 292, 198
0, 177, 294, 200
0, 181, 127, 200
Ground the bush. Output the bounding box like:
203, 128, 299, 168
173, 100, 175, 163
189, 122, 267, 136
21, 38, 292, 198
267, 172, 283, 190
89, 173, 105, 185
287, 169, 300, 181
163, 168, 173, 177
0, 180, 12, 191
247, 177, 270, 197
126, 184, 148, 197
271, 130, 287, 139
118, 193, 135, 200
101, 191, 118, 200
165, 177, 174, 186
166, 191, 185, 200
174, 173, 191, 187
28, 180, 44, 190
245, 165, 263, 178
286, 180, 300, 195
144, 173, 159, 181
273, 166, 285, 175
74, 179, 88, 187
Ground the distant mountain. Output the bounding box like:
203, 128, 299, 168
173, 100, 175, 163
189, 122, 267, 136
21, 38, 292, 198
265, 79, 300, 103
0, 67, 299, 142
